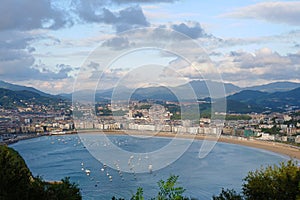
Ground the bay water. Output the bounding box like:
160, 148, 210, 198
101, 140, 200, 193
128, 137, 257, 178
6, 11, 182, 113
10, 134, 288, 199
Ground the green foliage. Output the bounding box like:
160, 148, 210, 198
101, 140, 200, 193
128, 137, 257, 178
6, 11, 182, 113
242, 160, 300, 200
112, 175, 189, 200
131, 187, 144, 200
261, 126, 281, 135
212, 188, 243, 200
0, 145, 82, 200
225, 115, 251, 121
0, 88, 66, 109
112, 197, 125, 200
113, 110, 128, 116
44, 177, 81, 200
139, 104, 152, 110
0, 145, 33, 199
155, 175, 186, 200
213, 160, 300, 200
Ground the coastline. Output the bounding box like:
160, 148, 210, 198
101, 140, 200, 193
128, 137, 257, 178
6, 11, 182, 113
0, 134, 43, 145
77, 130, 300, 160
1, 131, 77, 146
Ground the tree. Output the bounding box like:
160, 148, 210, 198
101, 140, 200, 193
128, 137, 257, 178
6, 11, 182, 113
44, 177, 81, 200
242, 160, 300, 200
212, 188, 243, 200
131, 187, 144, 200
0, 145, 82, 200
213, 160, 300, 200
155, 175, 187, 200
0, 145, 32, 199
118, 175, 189, 200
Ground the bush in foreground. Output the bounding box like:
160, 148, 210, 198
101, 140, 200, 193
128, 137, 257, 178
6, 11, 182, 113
213, 160, 300, 200
242, 160, 300, 200
0, 145, 81, 200
212, 188, 243, 200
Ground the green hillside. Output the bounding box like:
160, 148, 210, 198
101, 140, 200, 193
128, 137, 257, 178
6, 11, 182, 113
0, 88, 66, 109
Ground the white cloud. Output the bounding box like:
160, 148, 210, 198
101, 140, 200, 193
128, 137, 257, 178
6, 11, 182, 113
223, 2, 300, 26
218, 48, 300, 86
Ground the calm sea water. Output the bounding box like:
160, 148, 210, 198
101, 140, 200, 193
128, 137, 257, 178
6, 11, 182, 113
10, 134, 288, 200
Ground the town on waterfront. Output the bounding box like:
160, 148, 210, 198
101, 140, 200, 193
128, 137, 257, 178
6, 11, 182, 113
1, 88, 300, 146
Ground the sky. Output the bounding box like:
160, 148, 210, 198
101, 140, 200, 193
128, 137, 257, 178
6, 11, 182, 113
0, 0, 299, 94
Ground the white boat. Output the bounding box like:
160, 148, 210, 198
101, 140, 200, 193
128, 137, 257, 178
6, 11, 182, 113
148, 164, 153, 173
50, 131, 66, 135
85, 169, 91, 176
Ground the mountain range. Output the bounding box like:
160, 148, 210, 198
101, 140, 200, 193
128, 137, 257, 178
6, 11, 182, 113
0, 80, 299, 113
64, 80, 300, 102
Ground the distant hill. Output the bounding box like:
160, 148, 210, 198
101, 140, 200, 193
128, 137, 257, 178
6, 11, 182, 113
173, 80, 241, 99
225, 99, 265, 114
89, 80, 241, 101
93, 86, 178, 101
227, 90, 268, 103
0, 88, 65, 109
59, 93, 72, 100
262, 87, 300, 109
0, 80, 52, 98
227, 87, 300, 113
245, 81, 300, 93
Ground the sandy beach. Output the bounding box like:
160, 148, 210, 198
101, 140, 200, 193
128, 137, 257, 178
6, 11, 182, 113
77, 130, 300, 160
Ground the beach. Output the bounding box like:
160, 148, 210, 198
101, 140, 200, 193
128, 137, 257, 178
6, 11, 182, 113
78, 130, 300, 160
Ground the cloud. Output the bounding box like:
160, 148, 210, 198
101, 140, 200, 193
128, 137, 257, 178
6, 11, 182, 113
223, 2, 300, 26
87, 61, 100, 70
0, 31, 34, 80
0, 30, 75, 82
171, 22, 209, 39
116, 6, 150, 32
17, 78, 75, 94
218, 48, 300, 84
74, 1, 150, 32
82, 22, 213, 58
228, 48, 290, 69
0, 0, 72, 31
0, 61, 73, 82
102, 36, 135, 50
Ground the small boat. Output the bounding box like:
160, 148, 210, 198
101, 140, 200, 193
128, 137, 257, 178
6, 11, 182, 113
148, 164, 153, 174
85, 169, 91, 176
50, 131, 66, 135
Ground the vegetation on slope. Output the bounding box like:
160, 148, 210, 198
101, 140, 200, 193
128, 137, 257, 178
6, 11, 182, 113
0, 145, 81, 200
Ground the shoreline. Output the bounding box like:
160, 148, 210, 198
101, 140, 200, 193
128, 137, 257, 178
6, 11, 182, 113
77, 130, 300, 160
0, 134, 43, 145
1, 130, 77, 145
